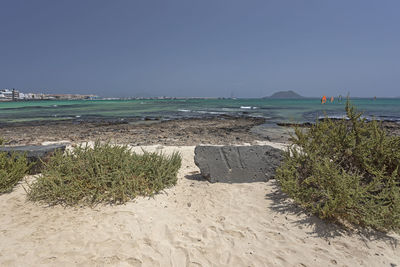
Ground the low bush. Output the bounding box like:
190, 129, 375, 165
0, 138, 30, 194
276, 100, 400, 232
27, 141, 182, 206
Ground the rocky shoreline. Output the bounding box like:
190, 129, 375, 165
1, 115, 399, 146
0, 116, 269, 146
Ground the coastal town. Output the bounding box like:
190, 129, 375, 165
0, 88, 228, 101
0, 88, 97, 101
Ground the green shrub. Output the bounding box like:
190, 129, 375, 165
276, 100, 400, 232
27, 141, 182, 206
0, 142, 30, 194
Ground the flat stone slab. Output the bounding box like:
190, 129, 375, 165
0, 144, 66, 173
0, 144, 66, 160
194, 145, 283, 183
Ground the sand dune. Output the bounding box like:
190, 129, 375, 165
0, 145, 399, 266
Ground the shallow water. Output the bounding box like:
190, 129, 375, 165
0, 98, 399, 124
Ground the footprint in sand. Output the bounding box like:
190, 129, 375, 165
266, 231, 285, 241
126, 257, 142, 266
224, 229, 245, 239
170, 247, 190, 266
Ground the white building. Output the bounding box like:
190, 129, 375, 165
0, 89, 20, 101
0, 89, 13, 100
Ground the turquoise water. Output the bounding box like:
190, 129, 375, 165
0, 98, 400, 124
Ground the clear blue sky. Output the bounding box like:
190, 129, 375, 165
1, 0, 399, 97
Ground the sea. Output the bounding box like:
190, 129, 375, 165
0, 98, 400, 125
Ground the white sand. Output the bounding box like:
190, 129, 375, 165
0, 145, 399, 266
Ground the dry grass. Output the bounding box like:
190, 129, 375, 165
0, 137, 30, 194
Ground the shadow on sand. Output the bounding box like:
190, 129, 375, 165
184, 172, 208, 182
265, 179, 399, 247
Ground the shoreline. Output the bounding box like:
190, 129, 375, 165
2, 114, 400, 147
0, 115, 270, 146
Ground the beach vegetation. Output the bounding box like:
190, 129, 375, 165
26, 141, 182, 206
276, 100, 400, 232
0, 139, 31, 194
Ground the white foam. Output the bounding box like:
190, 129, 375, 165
240, 106, 258, 110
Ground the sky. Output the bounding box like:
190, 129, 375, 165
0, 0, 399, 98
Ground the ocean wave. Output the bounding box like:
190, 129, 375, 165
195, 110, 226, 115
240, 106, 258, 110
178, 109, 191, 112
250, 115, 271, 119
318, 115, 347, 120
319, 114, 400, 122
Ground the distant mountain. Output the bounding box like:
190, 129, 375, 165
265, 90, 304, 99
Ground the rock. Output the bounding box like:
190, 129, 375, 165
0, 144, 66, 161
194, 145, 283, 183
0, 144, 67, 174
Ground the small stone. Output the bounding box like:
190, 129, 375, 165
187, 202, 191, 207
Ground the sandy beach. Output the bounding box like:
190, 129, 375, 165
1, 144, 399, 266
